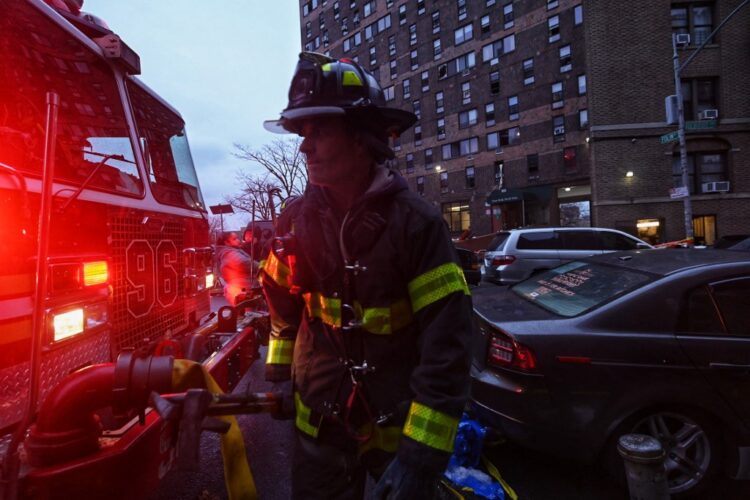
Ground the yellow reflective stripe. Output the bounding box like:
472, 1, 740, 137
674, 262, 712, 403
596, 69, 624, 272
342, 70, 363, 86
266, 338, 294, 365
408, 262, 470, 313
361, 298, 413, 335
264, 251, 292, 289
321, 63, 332, 72
358, 425, 402, 455
303, 292, 342, 328
294, 392, 321, 438
402, 401, 458, 452
303, 293, 413, 334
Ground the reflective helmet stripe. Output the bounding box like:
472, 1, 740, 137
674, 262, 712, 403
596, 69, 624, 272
408, 262, 470, 313
402, 400, 459, 452
342, 70, 363, 87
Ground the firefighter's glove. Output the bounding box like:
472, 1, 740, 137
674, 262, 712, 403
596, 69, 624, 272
270, 380, 295, 421
371, 456, 439, 500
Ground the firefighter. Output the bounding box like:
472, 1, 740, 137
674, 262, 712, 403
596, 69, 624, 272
261, 52, 473, 499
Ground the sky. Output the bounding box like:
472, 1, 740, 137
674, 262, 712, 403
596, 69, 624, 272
85, 0, 302, 229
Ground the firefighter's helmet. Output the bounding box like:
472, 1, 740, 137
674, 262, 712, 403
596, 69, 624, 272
263, 52, 417, 139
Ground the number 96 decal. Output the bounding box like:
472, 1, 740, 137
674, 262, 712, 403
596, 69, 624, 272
126, 240, 178, 318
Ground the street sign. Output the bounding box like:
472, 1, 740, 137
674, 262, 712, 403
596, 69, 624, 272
660, 131, 679, 144
669, 186, 689, 199
686, 119, 717, 130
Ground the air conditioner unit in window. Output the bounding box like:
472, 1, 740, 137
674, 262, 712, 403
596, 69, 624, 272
702, 181, 730, 193
675, 33, 691, 45
700, 109, 719, 120
554, 126, 565, 135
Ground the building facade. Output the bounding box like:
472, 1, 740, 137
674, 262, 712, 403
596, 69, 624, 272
298, 0, 749, 244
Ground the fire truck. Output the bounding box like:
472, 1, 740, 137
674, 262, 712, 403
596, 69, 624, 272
0, 1, 271, 498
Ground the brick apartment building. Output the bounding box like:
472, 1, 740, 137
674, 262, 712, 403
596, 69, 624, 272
297, 0, 749, 245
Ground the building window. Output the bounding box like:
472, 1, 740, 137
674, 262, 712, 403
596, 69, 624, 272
458, 108, 478, 129
363, 0, 375, 17
487, 128, 520, 151
673, 152, 727, 194
482, 34, 515, 63
393, 134, 401, 151
547, 0, 559, 9
551, 81, 564, 109
682, 78, 717, 120
414, 125, 422, 145
553, 115, 565, 142
574, 4, 583, 25
421, 71, 430, 92
417, 175, 424, 195
579, 109, 589, 129
465, 166, 475, 188
398, 4, 407, 25
559, 45, 572, 72
417, 0, 425, 15
527, 154, 539, 178
523, 58, 535, 85
487, 0, 496, 6
410, 49, 419, 70
563, 146, 577, 171
481, 15, 490, 34
485, 102, 495, 126
437, 118, 446, 140
390, 59, 398, 79
384, 85, 395, 101
503, 2, 514, 29
306, 21, 312, 38
457, 0, 467, 21
508, 95, 519, 121
494, 160, 504, 187
487, 131, 501, 152
489, 71, 500, 95
439, 171, 449, 193
548, 15, 560, 43
341, 17, 349, 35
461, 81, 471, 104
413, 100, 421, 120
578, 74, 587, 95
409, 23, 417, 45
432, 11, 441, 33
433, 39, 442, 59
405, 153, 414, 173
671, 4, 713, 46
443, 201, 470, 231
454, 23, 474, 46
369, 46, 377, 66
334, 1, 340, 19
424, 148, 433, 166
403, 78, 411, 99
460, 137, 479, 156
388, 35, 396, 56
435, 91, 445, 114
508, 127, 520, 145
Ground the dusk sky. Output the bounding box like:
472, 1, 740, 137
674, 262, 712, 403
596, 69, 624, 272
85, 0, 302, 229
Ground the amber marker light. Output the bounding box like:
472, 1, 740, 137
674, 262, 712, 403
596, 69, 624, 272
53, 308, 84, 342
83, 261, 108, 286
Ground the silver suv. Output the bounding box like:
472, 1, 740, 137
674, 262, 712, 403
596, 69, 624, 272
483, 227, 653, 285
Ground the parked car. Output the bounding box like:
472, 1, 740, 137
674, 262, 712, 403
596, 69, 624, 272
455, 246, 482, 286
713, 234, 750, 250
469, 249, 750, 498
482, 227, 653, 285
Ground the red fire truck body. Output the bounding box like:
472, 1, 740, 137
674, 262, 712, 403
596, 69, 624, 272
0, 1, 257, 497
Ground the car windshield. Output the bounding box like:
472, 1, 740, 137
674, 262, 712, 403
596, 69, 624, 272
487, 232, 510, 251
512, 261, 653, 317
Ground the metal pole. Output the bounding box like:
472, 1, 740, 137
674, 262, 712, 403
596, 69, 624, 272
219, 212, 224, 234
672, 33, 694, 243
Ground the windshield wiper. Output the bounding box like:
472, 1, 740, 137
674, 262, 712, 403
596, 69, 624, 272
58, 152, 127, 213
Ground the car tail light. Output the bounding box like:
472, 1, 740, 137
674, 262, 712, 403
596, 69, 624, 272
82, 260, 108, 286
487, 329, 537, 372
491, 255, 515, 266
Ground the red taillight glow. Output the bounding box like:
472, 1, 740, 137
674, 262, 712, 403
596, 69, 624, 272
487, 330, 537, 372
491, 255, 515, 266
82, 261, 108, 286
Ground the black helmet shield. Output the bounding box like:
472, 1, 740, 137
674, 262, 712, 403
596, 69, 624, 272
263, 52, 417, 141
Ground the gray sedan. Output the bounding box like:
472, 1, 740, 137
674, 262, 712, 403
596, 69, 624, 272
469, 249, 750, 498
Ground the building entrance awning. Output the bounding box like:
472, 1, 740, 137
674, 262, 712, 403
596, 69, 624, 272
486, 186, 554, 205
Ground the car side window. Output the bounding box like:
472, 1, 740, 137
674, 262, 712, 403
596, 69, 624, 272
599, 231, 639, 250
517, 231, 560, 250
559, 230, 600, 250
710, 277, 750, 337
683, 286, 725, 334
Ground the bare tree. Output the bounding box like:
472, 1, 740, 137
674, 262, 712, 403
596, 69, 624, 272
229, 138, 307, 222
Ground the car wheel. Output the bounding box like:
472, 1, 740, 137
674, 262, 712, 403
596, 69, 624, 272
605, 408, 722, 498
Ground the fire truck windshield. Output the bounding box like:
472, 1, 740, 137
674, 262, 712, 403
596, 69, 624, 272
0, 1, 143, 197
127, 79, 206, 212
